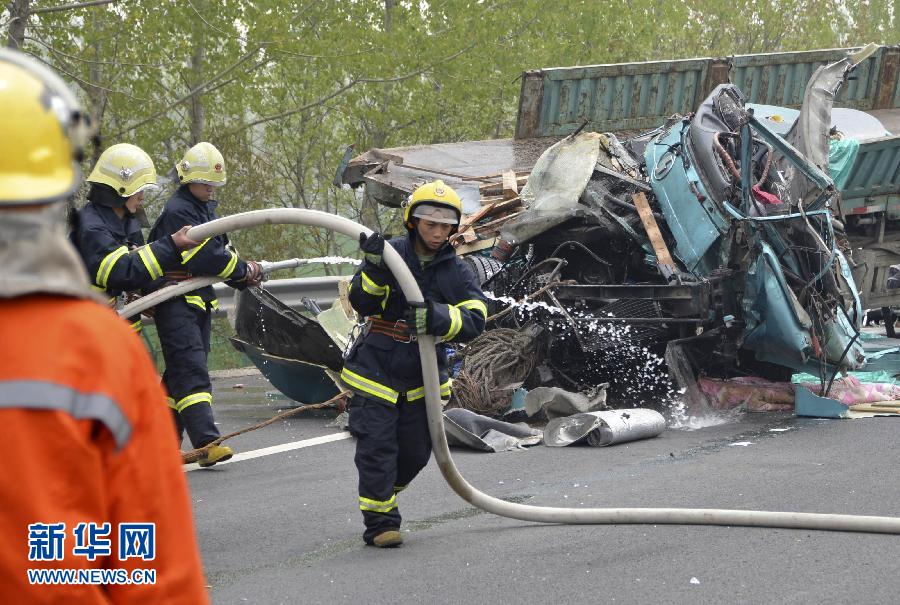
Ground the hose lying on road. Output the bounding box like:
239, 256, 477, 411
146, 208, 900, 535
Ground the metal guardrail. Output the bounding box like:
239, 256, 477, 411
210, 276, 343, 318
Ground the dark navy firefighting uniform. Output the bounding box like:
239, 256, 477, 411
342, 232, 487, 543
148, 185, 250, 448
71, 201, 180, 332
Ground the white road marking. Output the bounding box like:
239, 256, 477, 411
185, 432, 352, 472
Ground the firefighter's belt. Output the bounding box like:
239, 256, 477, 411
163, 270, 192, 281
367, 317, 416, 343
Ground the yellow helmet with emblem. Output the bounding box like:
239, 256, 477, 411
0, 48, 91, 205
176, 142, 226, 186
87, 143, 157, 198
403, 179, 462, 231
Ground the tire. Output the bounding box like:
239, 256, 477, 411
463, 255, 503, 286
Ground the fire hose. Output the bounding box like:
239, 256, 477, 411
131, 208, 900, 535
119, 257, 317, 318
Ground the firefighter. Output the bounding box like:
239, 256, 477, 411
71, 143, 199, 332
0, 48, 209, 602
147, 142, 263, 467
342, 179, 488, 547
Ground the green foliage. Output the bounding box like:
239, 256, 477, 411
141, 318, 250, 372
9, 1, 893, 255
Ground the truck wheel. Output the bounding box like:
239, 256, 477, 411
463, 255, 503, 286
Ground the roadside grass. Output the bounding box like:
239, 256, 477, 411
141, 317, 252, 372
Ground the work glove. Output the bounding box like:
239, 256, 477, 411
243, 260, 263, 287
359, 231, 385, 266
170, 225, 200, 251
405, 300, 434, 335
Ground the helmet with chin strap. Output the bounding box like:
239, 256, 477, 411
402, 180, 462, 233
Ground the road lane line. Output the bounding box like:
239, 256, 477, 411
185, 432, 352, 472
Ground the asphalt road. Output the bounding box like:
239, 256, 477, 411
188, 371, 900, 605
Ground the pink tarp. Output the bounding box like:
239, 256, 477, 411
698, 376, 900, 412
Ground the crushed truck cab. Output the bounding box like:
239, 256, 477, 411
337, 44, 898, 402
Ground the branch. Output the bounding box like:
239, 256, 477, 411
185, 0, 319, 46
226, 41, 476, 134
223, 79, 356, 135
356, 41, 475, 84
32, 0, 119, 15
111, 46, 262, 137
27, 34, 177, 69
185, 0, 240, 41
203, 56, 272, 95
270, 46, 378, 60
26, 47, 146, 100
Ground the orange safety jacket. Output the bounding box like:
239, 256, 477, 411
0, 295, 210, 604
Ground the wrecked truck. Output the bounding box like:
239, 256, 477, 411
336, 45, 899, 405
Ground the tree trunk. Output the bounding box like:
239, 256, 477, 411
188, 7, 207, 145
86, 17, 108, 162
357, 0, 396, 232
189, 41, 206, 144
6, 0, 30, 49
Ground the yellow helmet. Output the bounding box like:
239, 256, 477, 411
403, 180, 462, 231
87, 143, 157, 197
0, 48, 91, 205
176, 142, 226, 186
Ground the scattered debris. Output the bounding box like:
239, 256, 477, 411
450, 325, 547, 416
524, 385, 608, 420
544, 409, 666, 447
443, 408, 542, 452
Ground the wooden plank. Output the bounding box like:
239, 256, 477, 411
632, 192, 675, 271
450, 231, 479, 247
474, 211, 523, 234
480, 194, 505, 205
849, 402, 900, 415
456, 237, 499, 255
457, 202, 498, 234
502, 170, 519, 200
479, 175, 528, 194
462, 170, 531, 182
483, 197, 521, 219
457, 196, 522, 238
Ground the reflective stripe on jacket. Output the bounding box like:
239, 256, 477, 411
340, 233, 487, 404
72, 202, 179, 298
147, 186, 248, 309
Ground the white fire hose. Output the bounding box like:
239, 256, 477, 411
138, 208, 900, 534
119, 258, 308, 318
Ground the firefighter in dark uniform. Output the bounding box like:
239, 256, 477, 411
342, 180, 488, 547
71, 143, 198, 332
148, 142, 262, 468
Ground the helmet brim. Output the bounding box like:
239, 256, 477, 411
183, 179, 226, 187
